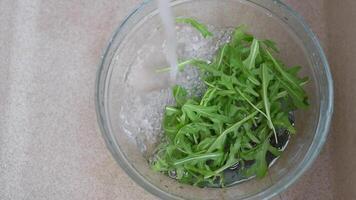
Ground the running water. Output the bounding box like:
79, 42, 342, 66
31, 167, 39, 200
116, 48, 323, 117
157, 0, 179, 81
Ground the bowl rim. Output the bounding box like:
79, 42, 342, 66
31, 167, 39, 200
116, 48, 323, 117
95, 0, 334, 199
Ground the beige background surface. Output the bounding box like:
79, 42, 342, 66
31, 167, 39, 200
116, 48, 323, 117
0, 0, 353, 199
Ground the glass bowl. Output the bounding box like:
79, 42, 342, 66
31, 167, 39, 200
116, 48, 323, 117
95, 0, 333, 199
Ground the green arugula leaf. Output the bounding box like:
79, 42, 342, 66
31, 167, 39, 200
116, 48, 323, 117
176, 18, 213, 38
173, 152, 223, 166
206, 138, 242, 178
265, 50, 309, 108
173, 85, 188, 107
261, 64, 278, 143
156, 59, 208, 73
207, 111, 258, 153
230, 46, 260, 85
273, 112, 296, 134
261, 39, 279, 53
243, 39, 260, 70
232, 25, 253, 45
254, 138, 269, 178
182, 103, 231, 123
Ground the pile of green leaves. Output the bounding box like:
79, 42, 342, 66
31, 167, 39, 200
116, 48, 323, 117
151, 18, 309, 187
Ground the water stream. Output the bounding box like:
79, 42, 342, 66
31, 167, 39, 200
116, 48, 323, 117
157, 0, 179, 81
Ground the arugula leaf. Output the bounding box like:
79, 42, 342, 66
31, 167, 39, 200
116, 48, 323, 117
200, 87, 217, 106
206, 138, 242, 178
173, 85, 188, 106
243, 39, 260, 70
261, 64, 278, 143
265, 50, 309, 108
229, 46, 260, 85
232, 25, 253, 45
254, 138, 269, 178
273, 112, 296, 134
217, 44, 228, 69
163, 111, 180, 142
156, 59, 202, 73
196, 137, 216, 151
268, 144, 282, 157
207, 110, 258, 153
173, 152, 223, 166
261, 39, 279, 53
182, 103, 231, 123
246, 130, 260, 144
176, 18, 213, 38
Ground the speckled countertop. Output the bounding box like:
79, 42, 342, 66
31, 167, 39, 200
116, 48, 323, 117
1, 0, 352, 199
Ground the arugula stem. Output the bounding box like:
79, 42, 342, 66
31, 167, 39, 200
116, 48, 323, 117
173, 152, 223, 166
155, 59, 197, 73
262, 64, 278, 143
175, 18, 213, 38
234, 86, 268, 118
218, 45, 227, 69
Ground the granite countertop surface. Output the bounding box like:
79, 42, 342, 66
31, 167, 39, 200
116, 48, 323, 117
0, 0, 334, 199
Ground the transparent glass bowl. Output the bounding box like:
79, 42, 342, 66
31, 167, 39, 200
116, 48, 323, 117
95, 0, 333, 199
